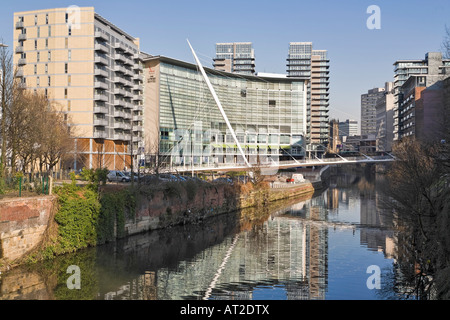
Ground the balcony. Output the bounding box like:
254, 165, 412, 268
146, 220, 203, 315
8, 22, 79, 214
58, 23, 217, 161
133, 53, 143, 61
133, 125, 143, 132
15, 21, 24, 29
133, 114, 142, 121
114, 53, 127, 63
113, 121, 125, 129
94, 105, 108, 114
94, 43, 109, 53
124, 67, 134, 77
132, 94, 143, 101
113, 87, 127, 97
123, 122, 132, 130
94, 93, 108, 102
15, 46, 24, 54
113, 42, 125, 51
124, 56, 134, 66
133, 63, 143, 71
124, 90, 133, 99
123, 79, 133, 89
133, 73, 144, 82
114, 76, 127, 86
132, 135, 142, 143
123, 112, 132, 120
95, 55, 109, 66
94, 131, 108, 139
122, 101, 133, 110
94, 80, 108, 91
95, 31, 109, 42
94, 118, 108, 127
95, 68, 108, 78
113, 64, 127, 74
114, 110, 126, 118
18, 34, 27, 41
18, 58, 27, 66
113, 133, 130, 141
15, 68, 24, 78
133, 84, 143, 92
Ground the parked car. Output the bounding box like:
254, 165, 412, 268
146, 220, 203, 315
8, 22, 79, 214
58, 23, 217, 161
107, 170, 130, 183
213, 177, 233, 184
158, 174, 184, 182
123, 171, 144, 181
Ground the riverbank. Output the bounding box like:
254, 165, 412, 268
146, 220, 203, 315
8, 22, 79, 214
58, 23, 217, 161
0, 171, 324, 272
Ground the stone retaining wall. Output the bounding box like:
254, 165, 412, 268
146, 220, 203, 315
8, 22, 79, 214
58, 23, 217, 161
0, 196, 56, 262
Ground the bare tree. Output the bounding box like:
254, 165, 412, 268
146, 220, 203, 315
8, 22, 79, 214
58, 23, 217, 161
0, 42, 14, 180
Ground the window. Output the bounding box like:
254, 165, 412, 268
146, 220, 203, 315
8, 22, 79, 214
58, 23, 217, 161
37, 27, 40, 37
64, 88, 68, 99
34, 40, 37, 50
46, 14, 49, 24
68, 100, 71, 111
269, 100, 276, 107
34, 65, 37, 75
65, 63, 68, 74
45, 64, 48, 74
48, 25, 51, 37
65, 38, 68, 49
68, 26, 72, 36
48, 51, 51, 61
45, 39, 48, 49
37, 76, 40, 86
48, 76, 51, 86
37, 52, 40, 62
68, 75, 71, 86
34, 15, 37, 26
68, 50, 72, 61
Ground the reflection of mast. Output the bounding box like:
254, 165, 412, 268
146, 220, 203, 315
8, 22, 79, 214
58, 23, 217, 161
203, 235, 240, 300
187, 39, 251, 168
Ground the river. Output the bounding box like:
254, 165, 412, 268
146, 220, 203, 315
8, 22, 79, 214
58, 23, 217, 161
0, 166, 406, 301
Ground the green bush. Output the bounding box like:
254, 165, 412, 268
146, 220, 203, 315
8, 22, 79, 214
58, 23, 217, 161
80, 168, 109, 188
52, 181, 101, 254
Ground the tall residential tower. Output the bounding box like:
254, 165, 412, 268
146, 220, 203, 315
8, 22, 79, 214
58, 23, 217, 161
287, 42, 330, 158
361, 87, 385, 136
213, 42, 256, 75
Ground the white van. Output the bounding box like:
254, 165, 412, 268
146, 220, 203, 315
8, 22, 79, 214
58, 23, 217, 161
291, 174, 305, 183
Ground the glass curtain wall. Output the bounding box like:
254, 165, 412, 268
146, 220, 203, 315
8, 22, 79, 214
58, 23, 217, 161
158, 62, 306, 167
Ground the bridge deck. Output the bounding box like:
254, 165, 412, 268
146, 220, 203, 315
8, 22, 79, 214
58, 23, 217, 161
164, 155, 395, 173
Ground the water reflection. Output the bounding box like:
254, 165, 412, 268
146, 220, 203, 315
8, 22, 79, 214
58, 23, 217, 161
1, 166, 401, 300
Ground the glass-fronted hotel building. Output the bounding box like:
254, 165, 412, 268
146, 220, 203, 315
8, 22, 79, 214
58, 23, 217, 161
143, 56, 307, 168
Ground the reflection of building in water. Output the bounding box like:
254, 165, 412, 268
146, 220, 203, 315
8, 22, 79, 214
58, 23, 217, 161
359, 175, 395, 258
327, 187, 339, 209
104, 271, 157, 300
101, 199, 328, 300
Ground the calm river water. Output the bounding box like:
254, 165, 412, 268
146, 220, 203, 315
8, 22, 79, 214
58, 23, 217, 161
0, 166, 404, 300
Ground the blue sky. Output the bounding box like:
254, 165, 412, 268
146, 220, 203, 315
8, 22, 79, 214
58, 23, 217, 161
1, 0, 449, 129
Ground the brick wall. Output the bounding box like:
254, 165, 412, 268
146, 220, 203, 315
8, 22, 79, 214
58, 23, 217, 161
0, 196, 56, 262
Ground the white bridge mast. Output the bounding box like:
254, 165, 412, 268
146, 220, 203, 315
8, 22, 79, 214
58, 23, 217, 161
187, 40, 251, 168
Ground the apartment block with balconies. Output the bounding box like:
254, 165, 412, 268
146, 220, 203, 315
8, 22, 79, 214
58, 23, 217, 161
287, 43, 330, 158
13, 7, 144, 170
213, 42, 256, 75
